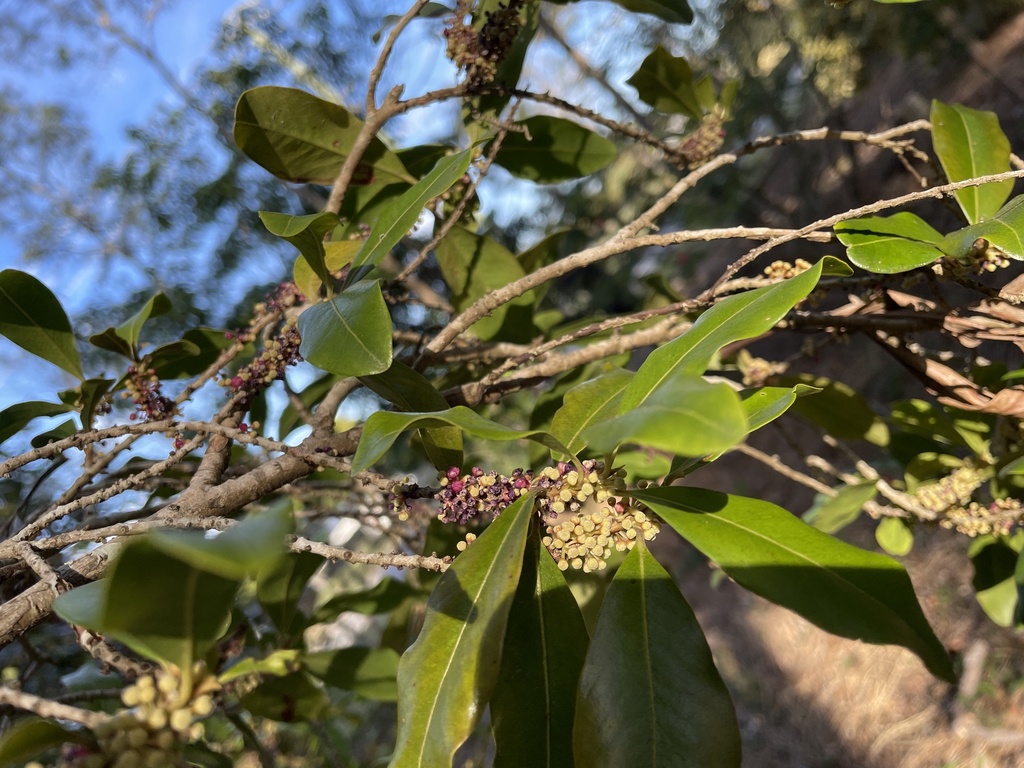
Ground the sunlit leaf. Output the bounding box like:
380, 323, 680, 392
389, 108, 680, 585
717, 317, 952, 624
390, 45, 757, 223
803, 482, 877, 534
875, 517, 914, 557
626, 46, 703, 118
261, 211, 342, 293
298, 280, 393, 377
942, 195, 1024, 261
0, 717, 90, 768
551, 368, 634, 454
834, 213, 946, 273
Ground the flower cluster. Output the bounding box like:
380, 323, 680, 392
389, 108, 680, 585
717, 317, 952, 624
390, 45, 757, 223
912, 466, 987, 514
123, 365, 175, 422
220, 319, 302, 408
678, 112, 726, 167
940, 497, 1024, 537
763, 258, 812, 281
57, 665, 218, 768
444, 0, 526, 86
543, 501, 659, 573
435, 465, 532, 525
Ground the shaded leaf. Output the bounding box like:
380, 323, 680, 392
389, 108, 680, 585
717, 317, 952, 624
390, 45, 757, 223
257, 552, 323, 638
298, 280, 393, 377
583, 376, 746, 456
353, 406, 571, 474
573, 541, 740, 768
803, 482, 877, 534
234, 86, 413, 185
492, 531, 589, 768
0, 269, 83, 379
834, 213, 946, 274
0, 717, 90, 768
970, 534, 1023, 627
626, 46, 703, 118
313, 578, 422, 623
632, 486, 955, 682
241, 670, 328, 722
784, 374, 890, 446
150, 328, 237, 380
304, 646, 400, 701
492, 116, 617, 183
30, 418, 77, 448
619, 257, 849, 411
0, 401, 74, 445
390, 494, 533, 767
931, 100, 1012, 224
116, 292, 172, 352
942, 195, 1024, 261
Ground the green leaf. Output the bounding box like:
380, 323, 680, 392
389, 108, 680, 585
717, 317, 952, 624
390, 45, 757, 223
492, 116, 618, 183
352, 406, 571, 475
0, 717, 90, 768
293, 240, 361, 300
117, 292, 172, 351
942, 195, 1024, 261
240, 670, 328, 722
803, 482, 877, 534
52, 580, 108, 630
619, 257, 849, 411
583, 376, 746, 456
150, 328, 236, 380
298, 280, 393, 377
390, 494, 534, 768
313, 578, 422, 623
632, 486, 955, 682
834, 213, 946, 274
151, 507, 291, 580
303, 646, 400, 701
546, 0, 693, 24
783, 374, 890, 446
573, 541, 740, 768
970, 534, 1023, 627
435, 226, 537, 342
72, 378, 114, 429
626, 46, 703, 119
217, 649, 301, 684
234, 86, 413, 185
551, 369, 634, 455
349, 149, 473, 276
361, 361, 463, 471
491, 531, 589, 768
930, 100, 1012, 223
740, 384, 820, 434
30, 418, 77, 448
260, 211, 342, 293
256, 552, 323, 638
875, 517, 914, 556
0, 269, 83, 379
0, 401, 74, 445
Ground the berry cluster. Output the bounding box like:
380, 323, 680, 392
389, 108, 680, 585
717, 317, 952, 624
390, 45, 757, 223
435, 465, 532, 525
763, 258, 812, 281
939, 497, 1023, 537
678, 113, 726, 167
912, 466, 987, 514
220, 318, 302, 408
543, 501, 659, 573
123, 365, 175, 422
57, 666, 218, 768
444, 0, 526, 86
225, 283, 305, 345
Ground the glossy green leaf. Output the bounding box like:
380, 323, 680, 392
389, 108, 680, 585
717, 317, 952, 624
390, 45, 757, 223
390, 494, 534, 768
298, 280, 393, 377
0, 269, 83, 379
257, 552, 323, 638
313, 578, 422, 623
626, 46, 703, 119
151, 507, 291, 580
117, 292, 172, 350
834, 213, 946, 273
74, 378, 114, 429
551, 368, 634, 454
150, 328, 236, 380
583, 376, 746, 456
435, 225, 536, 342
361, 360, 463, 471
30, 418, 77, 448
632, 486, 955, 682
546, 0, 693, 24
304, 646, 400, 701
350, 149, 473, 275
234, 86, 413, 185
492, 116, 617, 183
0, 717, 90, 768
293, 240, 361, 299
573, 541, 740, 768
241, 670, 328, 722
740, 384, 820, 434
875, 517, 914, 556
353, 407, 571, 474
52, 580, 107, 631
0, 401, 74, 445
218, 649, 301, 684
942, 195, 1024, 261
931, 100, 1012, 223
492, 531, 589, 768
261, 211, 342, 293
784, 374, 890, 446
803, 482, 877, 534
619, 257, 849, 411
